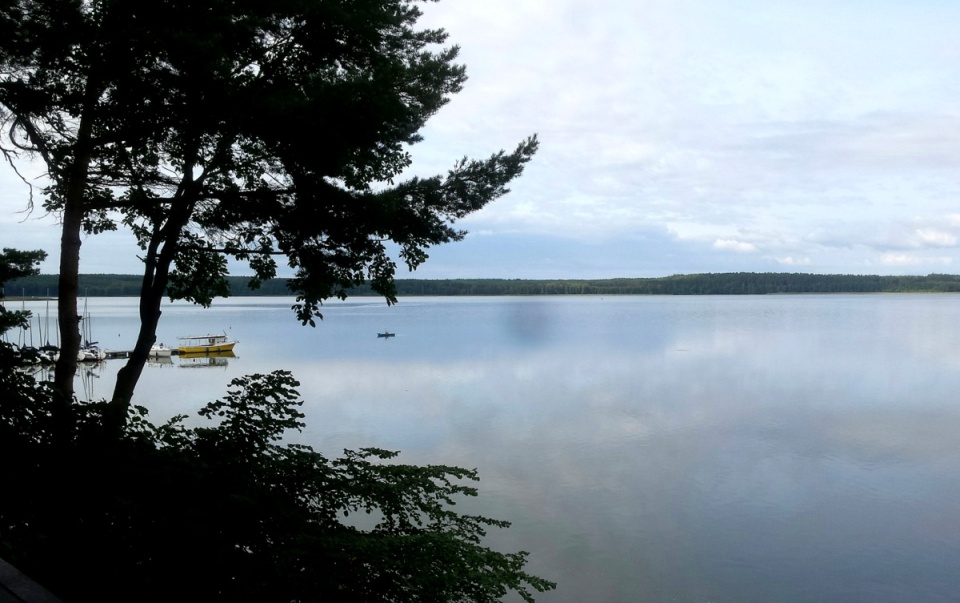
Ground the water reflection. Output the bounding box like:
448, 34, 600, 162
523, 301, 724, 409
17, 295, 960, 601
284, 297, 960, 602
178, 350, 236, 369
77, 361, 107, 400
147, 355, 174, 368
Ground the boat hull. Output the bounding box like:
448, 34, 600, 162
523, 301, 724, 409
177, 342, 236, 354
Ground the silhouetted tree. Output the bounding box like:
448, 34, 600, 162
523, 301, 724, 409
0, 247, 45, 333
0, 0, 537, 417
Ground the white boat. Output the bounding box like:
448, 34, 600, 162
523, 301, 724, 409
78, 344, 106, 362
149, 343, 173, 357
177, 333, 237, 354
78, 296, 107, 362
38, 345, 60, 363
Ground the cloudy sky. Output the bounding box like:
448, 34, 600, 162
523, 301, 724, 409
4, 0, 960, 279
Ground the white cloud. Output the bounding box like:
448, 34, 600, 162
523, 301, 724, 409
880, 253, 953, 267
880, 254, 921, 266
916, 228, 958, 248
713, 239, 757, 253
8, 0, 960, 278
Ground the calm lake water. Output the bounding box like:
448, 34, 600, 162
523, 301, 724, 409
14, 294, 960, 602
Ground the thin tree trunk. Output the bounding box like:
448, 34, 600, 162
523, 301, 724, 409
110, 141, 205, 428
110, 196, 195, 422
52, 112, 96, 413
53, 202, 81, 406
109, 233, 168, 417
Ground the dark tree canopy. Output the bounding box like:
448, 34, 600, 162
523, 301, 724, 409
0, 247, 45, 332
0, 4, 552, 599
0, 0, 538, 407
0, 367, 556, 601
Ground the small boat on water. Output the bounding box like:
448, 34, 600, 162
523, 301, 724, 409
38, 344, 60, 364
78, 343, 106, 362
78, 296, 107, 362
377, 331, 395, 338
177, 333, 237, 354
149, 343, 173, 357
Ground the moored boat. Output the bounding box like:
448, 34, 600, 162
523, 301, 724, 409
78, 343, 106, 362
38, 344, 60, 363
149, 343, 173, 357
78, 296, 107, 362
177, 333, 237, 354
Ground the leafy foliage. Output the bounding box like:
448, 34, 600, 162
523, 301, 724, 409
1, 0, 538, 405
0, 0, 537, 314
0, 370, 556, 602
0, 247, 45, 333
0, 0, 537, 407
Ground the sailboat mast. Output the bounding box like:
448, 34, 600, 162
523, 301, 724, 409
82, 294, 89, 346
45, 294, 51, 347
20, 293, 25, 347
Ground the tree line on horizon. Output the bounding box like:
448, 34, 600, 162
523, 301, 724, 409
8, 271, 960, 298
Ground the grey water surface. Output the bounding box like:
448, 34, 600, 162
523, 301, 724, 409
20, 294, 960, 602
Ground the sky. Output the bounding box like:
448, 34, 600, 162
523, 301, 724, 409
3, 0, 960, 279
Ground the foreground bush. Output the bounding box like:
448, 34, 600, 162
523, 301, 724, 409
0, 366, 554, 602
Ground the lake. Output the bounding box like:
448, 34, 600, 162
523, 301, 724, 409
13, 294, 960, 602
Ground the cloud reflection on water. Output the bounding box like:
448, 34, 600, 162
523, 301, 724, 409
42, 295, 960, 602
284, 297, 960, 602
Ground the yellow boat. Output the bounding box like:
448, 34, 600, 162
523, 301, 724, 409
177, 334, 238, 354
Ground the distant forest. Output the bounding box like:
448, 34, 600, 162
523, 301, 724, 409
6, 272, 960, 298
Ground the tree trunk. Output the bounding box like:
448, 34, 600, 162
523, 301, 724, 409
110, 233, 167, 417
52, 110, 96, 413
52, 200, 82, 408
109, 196, 195, 421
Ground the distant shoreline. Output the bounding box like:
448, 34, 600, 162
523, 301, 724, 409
6, 272, 960, 297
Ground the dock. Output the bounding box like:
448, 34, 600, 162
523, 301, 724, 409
105, 350, 180, 359
104, 349, 233, 359
0, 557, 63, 603
104, 349, 183, 359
